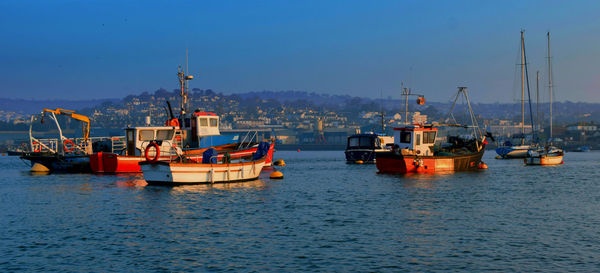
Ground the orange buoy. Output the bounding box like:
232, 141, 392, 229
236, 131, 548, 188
273, 159, 286, 166
478, 162, 488, 169
355, 160, 364, 164
31, 162, 50, 172
270, 171, 284, 179
297, 149, 301, 152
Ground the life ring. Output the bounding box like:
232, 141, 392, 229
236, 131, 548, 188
145, 142, 160, 162
165, 118, 180, 127
32, 141, 41, 152
63, 139, 75, 152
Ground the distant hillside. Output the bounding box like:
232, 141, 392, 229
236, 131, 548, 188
0, 98, 120, 115
237, 90, 354, 106
2, 89, 600, 124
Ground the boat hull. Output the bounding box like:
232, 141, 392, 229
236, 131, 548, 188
495, 146, 531, 159
345, 148, 389, 163
140, 158, 266, 185
20, 153, 91, 173
376, 150, 485, 174
90, 142, 275, 173
524, 154, 564, 165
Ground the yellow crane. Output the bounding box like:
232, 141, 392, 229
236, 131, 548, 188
42, 108, 90, 141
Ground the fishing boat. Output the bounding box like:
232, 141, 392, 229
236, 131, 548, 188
525, 32, 564, 165
496, 31, 537, 159
345, 133, 393, 163
376, 87, 489, 174
140, 142, 270, 185
89, 67, 275, 173
20, 108, 120, 172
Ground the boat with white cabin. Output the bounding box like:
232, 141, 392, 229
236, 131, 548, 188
89, 67, 275, 173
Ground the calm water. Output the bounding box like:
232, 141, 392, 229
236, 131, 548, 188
1, 151, 599, 272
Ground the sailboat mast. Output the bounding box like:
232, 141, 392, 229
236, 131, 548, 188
520, 31, 525, 144
536, 71, 540, 132
547, 32, 553, 140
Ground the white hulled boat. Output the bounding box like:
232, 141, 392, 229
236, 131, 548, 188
140, 143, 270, 185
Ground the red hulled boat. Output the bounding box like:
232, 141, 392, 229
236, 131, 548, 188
376, 87, 488, 174
90, 67, 275, 173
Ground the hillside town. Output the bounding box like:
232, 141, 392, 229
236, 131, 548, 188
1, 89, 599, 151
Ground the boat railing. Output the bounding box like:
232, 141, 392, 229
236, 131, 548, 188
107, 136, 126, 154
30, 136, 127, 155
139, 140, 181, 161
30, 137, 59, 153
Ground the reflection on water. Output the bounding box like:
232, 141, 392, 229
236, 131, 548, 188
164, 179, 270, 194
2, 151, 600, 272
113, 176, 147, 188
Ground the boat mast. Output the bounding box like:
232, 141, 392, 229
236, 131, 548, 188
547, 32, 553, 141
536, 71, 540, 133
520, 31, 525, 144
402, 82, 409, 125
177, 66, 194, 117
380, 90, 385, 134
522, 31, 536, 143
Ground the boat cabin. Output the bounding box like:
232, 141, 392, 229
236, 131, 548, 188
393, 125, 437, 156
179, 112, 223, 148
125, 126, 178, 156
346, 133, 393, 151
347, 133, 381, 150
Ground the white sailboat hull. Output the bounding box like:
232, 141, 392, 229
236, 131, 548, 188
140, 158, 267, 185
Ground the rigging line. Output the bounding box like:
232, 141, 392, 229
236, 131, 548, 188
522, 35, 537, 143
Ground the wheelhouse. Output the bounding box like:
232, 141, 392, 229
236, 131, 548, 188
346, 134, 382, 150
125, 126, 178, 156
393, 125, 437, 156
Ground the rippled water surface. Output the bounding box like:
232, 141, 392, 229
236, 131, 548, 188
1, 151, 600, 272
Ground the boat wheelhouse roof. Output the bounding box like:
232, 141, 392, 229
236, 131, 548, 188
193, 112, 218, 117
125, 126, 179, 130
393, 124, 437, 132
348, 133, 384, 138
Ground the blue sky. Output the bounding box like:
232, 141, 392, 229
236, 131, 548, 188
1, 0, 599, 102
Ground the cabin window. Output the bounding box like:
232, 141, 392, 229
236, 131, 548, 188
416, 133, 421, 145
359, 136, 373, 149
199, 118, 208, 127
348, 136, 374, 149
126, 130, 134, 142
348, 137, 359, 148
139, 130, 154, 141
400, 132, 411, 143
209, 118, 218, 127
423, 131, 436, 144
156, 130, 174, 140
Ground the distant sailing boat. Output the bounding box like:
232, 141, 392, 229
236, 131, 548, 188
496, 31, 536, 159
525, 32, 564, 165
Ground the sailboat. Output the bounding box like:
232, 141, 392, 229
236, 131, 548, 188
525, 32, 564, 165
496, 31, 537, 159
